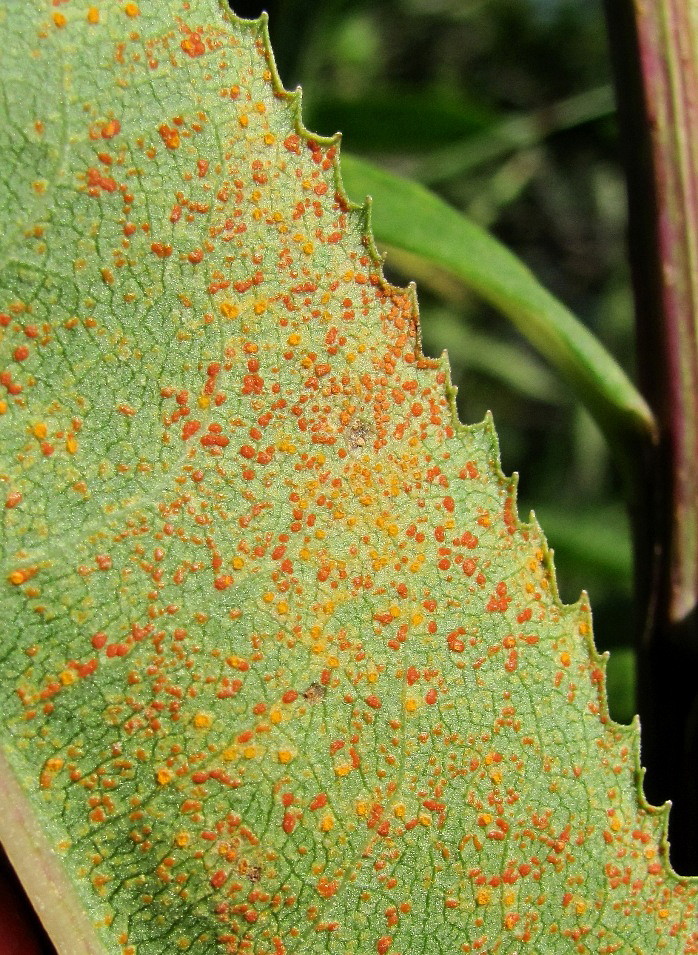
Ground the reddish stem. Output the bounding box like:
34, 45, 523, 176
0, 845, 55, 955
605, 0, 698, 874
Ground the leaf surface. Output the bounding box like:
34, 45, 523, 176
0, 3, 696, 954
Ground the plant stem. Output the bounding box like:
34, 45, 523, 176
0, 844, 55, 955
605, 0, 698, 876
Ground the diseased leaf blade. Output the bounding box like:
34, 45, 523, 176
0, 3, 696, 954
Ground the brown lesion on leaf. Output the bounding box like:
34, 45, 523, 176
302, 682, 326, 703
346, 420, 373, 453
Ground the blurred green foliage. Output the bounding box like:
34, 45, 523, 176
233, 0, 636, 722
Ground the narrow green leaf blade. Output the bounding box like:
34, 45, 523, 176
340, 153, 658, 457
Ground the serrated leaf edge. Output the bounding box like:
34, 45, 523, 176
229, 2, 689, 893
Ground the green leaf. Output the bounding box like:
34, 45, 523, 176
339, 153, 658, 469
420, 306, 564, 405
0, 3, 695, 954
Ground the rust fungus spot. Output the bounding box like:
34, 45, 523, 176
302, 682, 326, 703
181, 31, 206, 57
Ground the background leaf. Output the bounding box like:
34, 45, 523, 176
339, 152, 656, 461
